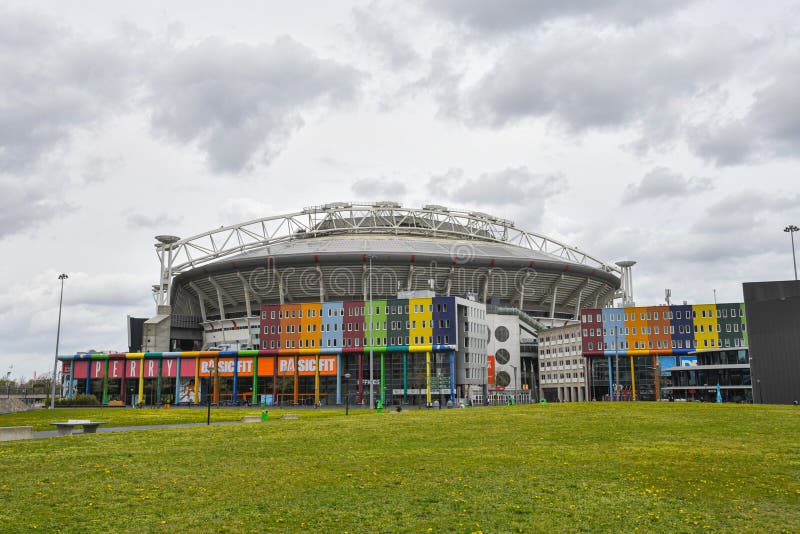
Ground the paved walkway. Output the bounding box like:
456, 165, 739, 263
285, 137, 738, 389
32, 420, 242, 439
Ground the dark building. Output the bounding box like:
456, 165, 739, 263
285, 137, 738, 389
743, 280, 800, 405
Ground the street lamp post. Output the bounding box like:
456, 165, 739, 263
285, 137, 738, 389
50, 273, 68, 409
784, 225, 798, 280
344, 373, 351, 416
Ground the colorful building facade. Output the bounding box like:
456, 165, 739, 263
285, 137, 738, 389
581, 303, 748, 401
58, 297, 461, 408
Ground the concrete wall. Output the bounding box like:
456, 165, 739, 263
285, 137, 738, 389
743, 280, 800, 404
0, 397, 29, 414
0, 426, 33, 441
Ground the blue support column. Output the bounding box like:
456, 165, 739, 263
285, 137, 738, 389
85, 362, 91, 397
175, 353, 181, 404
336, 354, 342, 404
67, 362, 74, 399
232, 353, 239, 404
607, 355, 613, 401
449, 350, 455, 404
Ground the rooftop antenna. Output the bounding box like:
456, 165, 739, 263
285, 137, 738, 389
665, 289, 671, 306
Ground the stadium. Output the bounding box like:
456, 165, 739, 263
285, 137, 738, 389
59, 203, 624, 408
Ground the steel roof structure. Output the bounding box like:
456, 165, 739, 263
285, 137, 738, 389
153, 203, 623, 320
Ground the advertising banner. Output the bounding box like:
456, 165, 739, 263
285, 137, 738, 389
487, 355, 496, 385
90, 360, 105, 378
72, 360, 88, 378
679, 356, 698, 367
198, 358, 255, 377
277, 356, 337, 376
658, 356, 677, 375
161, 359, 177, 378
257, 357, 275, 376
178, 378, 196, 403
125, 360, 141, 378
180, 358, 196, 378
107, 359, 125, 379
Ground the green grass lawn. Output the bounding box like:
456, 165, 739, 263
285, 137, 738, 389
1, 403, 798, 532
0, 405, 345, 431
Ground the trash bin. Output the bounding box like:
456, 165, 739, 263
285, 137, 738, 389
261, 410, 268, 422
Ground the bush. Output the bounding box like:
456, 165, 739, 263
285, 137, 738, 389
55, 394, 100, 407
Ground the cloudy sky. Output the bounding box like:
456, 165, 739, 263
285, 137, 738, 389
2, 0, 799, 378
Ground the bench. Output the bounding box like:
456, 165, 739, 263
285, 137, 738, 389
51, 420, 106, 436
280, 414, 298, 420
0, 426, 33, 441
240, 415, 262, 423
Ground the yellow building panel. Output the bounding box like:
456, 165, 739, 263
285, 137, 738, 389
692, 304, 719, 350
409, 298, 433, 346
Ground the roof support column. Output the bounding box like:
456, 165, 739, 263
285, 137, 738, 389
316, 265, 326, 302
550, 283, 559, 319
482, 269, 492, 303
274, 264, 284, 305
236, 273, 253, 317
574, 287, 583, 319
208, 277, 227, 320
445, 267, 454, 297
188, 282, 209, 322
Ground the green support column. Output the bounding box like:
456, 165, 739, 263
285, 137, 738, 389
102, 358, 109, 405
403, 352, 408, 404
156, 357, 162, 405
380, 353, 385, 405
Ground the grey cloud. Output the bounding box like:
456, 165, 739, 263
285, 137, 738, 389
429, 0, 696, 33
125, 212, 183, 230
690, 59, 800, 165
0, 8, 148, 173
0, 177, 73, 239
426, 167, 565, 229
687, 120, 754, 166
148, 36, 362, 174
428, 167, 563, 207
350, 178, 407, 199
351, 7, 420, 69
622, 167, 713, 203
653, 190, 799, 264
459, 26, 755, 136
0, 272, 152, 374
694, 190, 799, 234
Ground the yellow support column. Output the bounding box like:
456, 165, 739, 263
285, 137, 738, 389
194, 358, 200, 405
314, 354, 320, 406
426, 352, 431, 405
137, 360, 144, 405
630, 355, 636, 401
